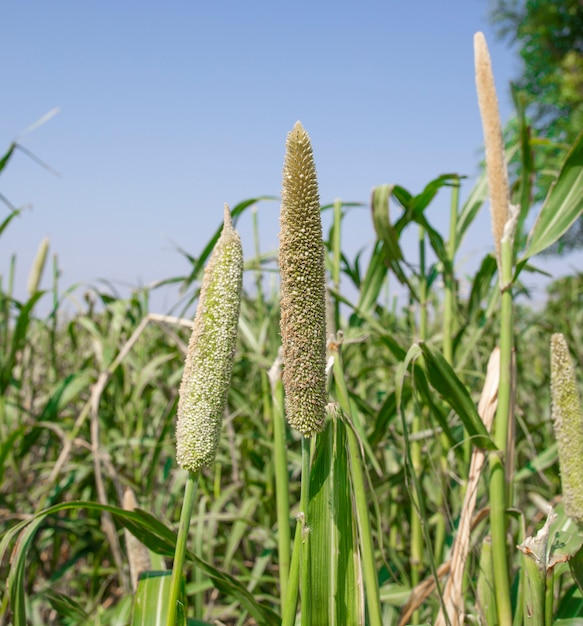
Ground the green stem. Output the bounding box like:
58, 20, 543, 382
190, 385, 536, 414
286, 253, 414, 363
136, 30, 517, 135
167, 471, 199, 626
300, 436, 312, 626
489, 236, 514, 626
409, 226, 427, 616
252, 206, 265, 325
282, 518, 303, 626
544, 568, 554, 626
443, 177, 459, 365
522, 555, 545, 626
193, 497, 206, 620
272, 376, 291, 604
332, 198, 342, 332
345, 424, 383, 626
436, 178, 460, 565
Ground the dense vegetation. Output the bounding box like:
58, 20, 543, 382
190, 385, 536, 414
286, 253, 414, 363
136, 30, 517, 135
1, 32, 583, 626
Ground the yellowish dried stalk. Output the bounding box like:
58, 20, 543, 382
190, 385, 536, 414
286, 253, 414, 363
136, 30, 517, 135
551, 333, 583, 524
435, 348, 500, 626
474, 31, 510, 271
176, 205, 243, 472
279, 121, 327, 436
122, 487, 152, 591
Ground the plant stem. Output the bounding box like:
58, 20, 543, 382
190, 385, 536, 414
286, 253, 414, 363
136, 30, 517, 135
282, 518, 302, 626
167, 471, 199, 626
436, 178, 460, 566
410, 226, 426, 613
489, 236, 514, 626
443, 177, 459, 365
300, 436, 312, 626
332, 198, 342, 331
272, 376, 291, 604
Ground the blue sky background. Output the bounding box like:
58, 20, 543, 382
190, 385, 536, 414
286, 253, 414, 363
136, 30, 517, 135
2, 1, 578, 314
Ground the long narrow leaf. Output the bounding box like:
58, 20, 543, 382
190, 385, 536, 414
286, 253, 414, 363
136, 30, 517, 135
309, 416, 362, 625
522, 129, 583, 261
2, 501, 280, 626
416, 342, 495, 449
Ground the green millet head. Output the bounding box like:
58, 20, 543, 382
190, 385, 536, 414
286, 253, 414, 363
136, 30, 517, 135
176, 204, 243, 472
551, 333, 583, 524
279, 121, 327, 437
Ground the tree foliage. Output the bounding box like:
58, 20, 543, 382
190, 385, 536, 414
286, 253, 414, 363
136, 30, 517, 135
490, 0, 583, 252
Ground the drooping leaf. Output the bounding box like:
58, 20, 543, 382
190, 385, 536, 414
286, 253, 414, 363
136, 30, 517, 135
370, 185, 411, 289
522, 129, 583, 261
357, 240, 390, 314
416, 342, 495, 450
44, 589, 91, 624
2, 501, 281, 626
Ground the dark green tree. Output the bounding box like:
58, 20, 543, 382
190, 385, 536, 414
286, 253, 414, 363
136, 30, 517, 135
490, 0, 583, 252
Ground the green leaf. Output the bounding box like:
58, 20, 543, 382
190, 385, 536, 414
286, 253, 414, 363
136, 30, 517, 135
511, 84, 535, 249
0, 292, 44, 394
309, 417, 363, 626
416, 342, 496, 450
132, 571, 186, 626
522, 129, 583, 261
0, 426, 25, 485
0, 207, 22, 236
570, 540, 583, 598
2, 502, 281, 626
0, 143, 16, 174
356, 240, 389, 313
371, 185, 402, 260
370, 185, 412, 289
44, 589, 91, 623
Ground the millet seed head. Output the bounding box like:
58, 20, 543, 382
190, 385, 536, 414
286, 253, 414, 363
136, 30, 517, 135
551, 332, 583, 525
176, 204, 243, 472
474, 31, 510, 272
279, 121, 327, 437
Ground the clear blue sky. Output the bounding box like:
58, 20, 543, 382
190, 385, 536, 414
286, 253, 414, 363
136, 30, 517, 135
2, 1, 573, 313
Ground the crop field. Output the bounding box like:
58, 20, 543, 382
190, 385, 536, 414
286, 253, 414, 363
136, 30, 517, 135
1, 32, 583, 626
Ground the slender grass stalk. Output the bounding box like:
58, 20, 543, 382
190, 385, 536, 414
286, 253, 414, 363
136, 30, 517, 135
332, 198, 342, 331
193, 497, 207, 619
443, 178, 460, 365
268, 356, 291, 605
282, 515, 303, 626
300, 436, 312, 626
409, 226, 428, 622
167, 472, 199, 626
252, 206, 265, 326
544, 569, 554, 626
488, 234, 514, 626
434, 180, 461, 568
50, 253, 59, 380
475, 31, 515, 625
